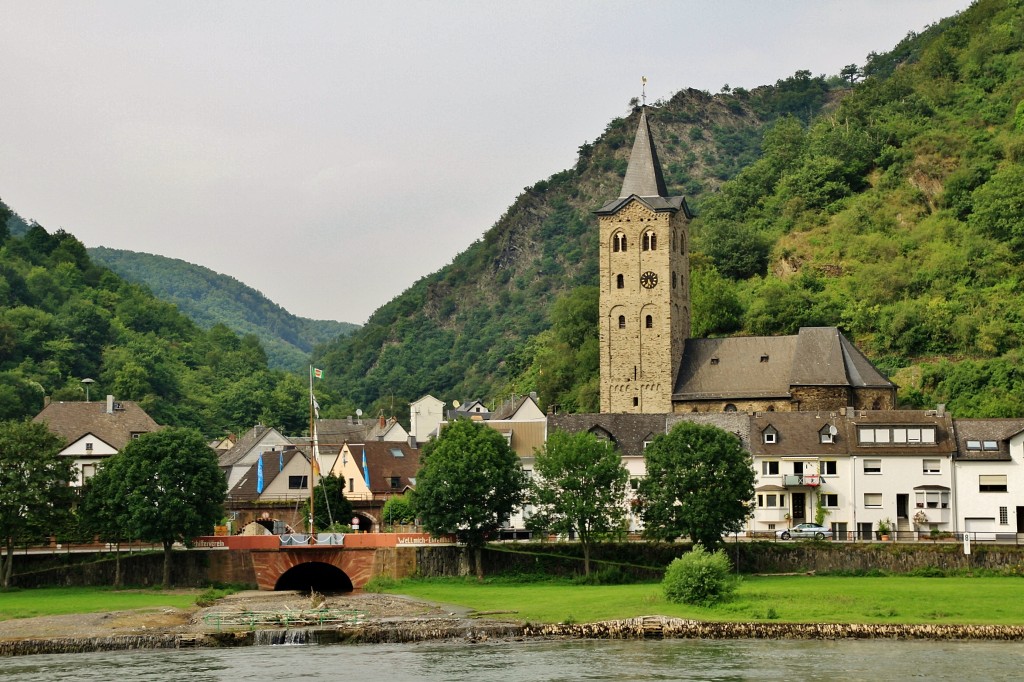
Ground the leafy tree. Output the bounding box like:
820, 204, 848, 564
96, 428, 225, 587
302, 473, 354, 532
639, 421, 754, 548
382, 495, 416, 527
0, 420, 74, 587
80, 472, 131, 587
528, 430, 629, 575
969, 164, 1024, 254
413, 419, 527, 579
840, 63, 863, 86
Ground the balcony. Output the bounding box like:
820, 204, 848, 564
783, 474, 820, 488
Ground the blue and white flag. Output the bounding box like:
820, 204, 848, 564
256, 454, 264, 494
362, 447, 370, 488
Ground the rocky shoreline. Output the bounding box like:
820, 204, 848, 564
4, 615, 1024, 657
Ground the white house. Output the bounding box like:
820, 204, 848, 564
952, 419, 1024, 539
409, 394, 445, 443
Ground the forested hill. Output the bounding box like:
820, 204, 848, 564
0, 204, 335, 435
89, 247, 357, 372
317, 0, 1024, 420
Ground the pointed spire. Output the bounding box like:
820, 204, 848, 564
619, 108, 668, 199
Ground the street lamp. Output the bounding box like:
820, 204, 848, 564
81, 378, 95, 402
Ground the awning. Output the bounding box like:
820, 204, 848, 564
913, 484, 950, 491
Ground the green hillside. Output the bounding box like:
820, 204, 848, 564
89, 247, 357, 372
0, 205, 340, 435
316, 0, 1024, 419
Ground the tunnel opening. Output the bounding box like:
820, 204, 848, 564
274, 561, 354, 593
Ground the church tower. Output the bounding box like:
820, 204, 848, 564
596, 109, 691, 413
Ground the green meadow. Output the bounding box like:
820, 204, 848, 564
0, 587, 199, 620
383, 575, 1024, 626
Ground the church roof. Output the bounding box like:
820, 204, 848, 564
672, 327, 894, 400
595, 109, 691, 216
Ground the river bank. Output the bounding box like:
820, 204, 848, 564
3, 589, 1024, 657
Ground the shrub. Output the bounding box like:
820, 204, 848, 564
662, 544, 736, 605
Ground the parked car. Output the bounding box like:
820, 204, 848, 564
777, 523, 832, 540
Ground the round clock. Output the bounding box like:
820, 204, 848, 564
640, 271, 659, 289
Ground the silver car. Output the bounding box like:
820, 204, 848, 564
777, 523, 832, 540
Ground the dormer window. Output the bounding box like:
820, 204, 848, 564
966, 440, 982, 451
819, 424, 836, 444
763, 426, 778, 444
983, 440, 998, 451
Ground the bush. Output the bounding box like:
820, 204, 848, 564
662, 544, 736, 605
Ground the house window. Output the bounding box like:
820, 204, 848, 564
613, 233, 627, 252
761, 461, 779, 476
864, 493, 883, 507
858, 428, 875, 444
758, 494, 786, 508
288, 476, 308, 490
821, 461, 837, 476
630, 478, 641, 491
1000, 507, 1009, 525
979, 475, 1008, 493
85, 442, 93, 452
724, 404, 737, 412
983, 440, 998, 451
762, 427, 777, 444
616, 274, 624, 289
618, 315, 626, 329
916, 491, 949, 508
390, 476, 401, 489
131, 432, 142, 440
642, 230, 657, 251
820, 425, 836, 444
966, 440, 982, 451
645, 315, 653, 329
863, 459, 881, 474
349, 477, 354, 492
760, 354, 769, 363
710, 357, 719, 365
633, 397, 639, 407
390, 448, 404, 458
821, 494, 839, 507
922, 459, 941, 475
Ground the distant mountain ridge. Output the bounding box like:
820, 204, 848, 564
89, 247, 357, 371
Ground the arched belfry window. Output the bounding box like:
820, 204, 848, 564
642, 230, 657, 251
613, 232, 627, 252
616, 274, 624, 289
645, 315, 653, 329
618, 315, 626, 329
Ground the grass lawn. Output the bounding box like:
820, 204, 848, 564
383, 575, 1024, 626
0, 587, 199, 620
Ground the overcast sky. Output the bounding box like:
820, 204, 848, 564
0, 1, 973, 324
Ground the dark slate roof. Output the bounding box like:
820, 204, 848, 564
620, 108, 667, 198
33, 400, 161, 450
847, 410, 955, 456
672, 327, 894, 400
352, 441, 421, 494
952, 418, 1024, 461
227, 448, 306, 502
548, 413, 668, 457
595, 194, 691, 216
749, 412, 850, 457
316, 418, 372, 447
217, 425, 292, 468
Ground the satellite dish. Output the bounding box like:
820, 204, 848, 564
356, 409, 363, 417
452, 400, 461, 408
829, 425, 838, 436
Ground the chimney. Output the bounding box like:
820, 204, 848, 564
530, 391, 538, 401
43, 396, 51, 407
379, 415, 386, 429
408, 435, 417, 449
937, 404, 946, 417
347, 415, 353, 425
106, 395, 114, 414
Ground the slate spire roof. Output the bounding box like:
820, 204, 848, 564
596, 108, 690, 216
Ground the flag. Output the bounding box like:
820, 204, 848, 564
279, 450, 284, 472
362, 447, 370, 488
312, 396, 321, 419
311, 422, 323, 477
256, 454, 264, 494
313, 368, 323, 379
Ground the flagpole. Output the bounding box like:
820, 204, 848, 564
308, 364, 315, 543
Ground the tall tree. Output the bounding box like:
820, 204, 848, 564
98, 428, 226, 587
528, 429, 629, 576
413, 419, 527, 579
80, 470, 131, 587
639, 421, 755, 548
0, 420, 73, 587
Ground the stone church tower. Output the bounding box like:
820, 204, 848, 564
596, 109, 691, 413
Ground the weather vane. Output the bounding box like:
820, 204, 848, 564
641, 76, 647, 106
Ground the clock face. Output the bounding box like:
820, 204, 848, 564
640, 271, 659, 289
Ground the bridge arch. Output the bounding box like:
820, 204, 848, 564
275, 561, 353, 592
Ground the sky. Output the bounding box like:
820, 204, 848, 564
0, 1, 974, 324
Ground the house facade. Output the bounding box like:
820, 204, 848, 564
32, 395, 161, 486
952, 419, 1024, 538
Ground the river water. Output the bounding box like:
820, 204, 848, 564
4, 639, 1024, 681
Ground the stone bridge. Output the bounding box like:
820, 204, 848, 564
194, 533, 458, 592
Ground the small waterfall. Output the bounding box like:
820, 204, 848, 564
252, 628, 314, 646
